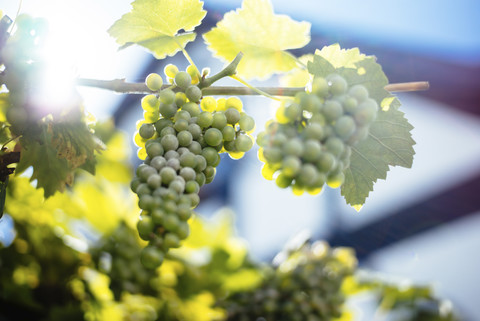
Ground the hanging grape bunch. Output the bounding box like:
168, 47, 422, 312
220, 242, 356, 321
90, 222, 157, 299
130, 65, 255, 269
257, 74, 378, 195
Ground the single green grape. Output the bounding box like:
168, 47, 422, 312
311, 77, 329, 97
302, 140, 322, 163
181, 102, 201, 117
159, 89, 175, 104
174, 71, 192, 89
179, 152, 197, 168
140, 246, 164, 269
212, 112, 228, 129
225, 108, 241, 125
303, 123, 324, 140
239, 115, 255, 132
334, 115, 356, 140
262, 147, 283, 164
187, 124, 202, 140
325, 137, 345, 157
283, 138, 304, 157
147, 174, 162, 189
177, 130, 193, 147
137, 216, 154, 240
201, 96, 216, 112
139, 123, 156, 139
282, 156, 302, 177
235, 134, 253, 152
316, 152, 336, 173
276, 173, 293, 188
175, 92, 187, 107
202, 147, 219, 166
284, 103, 301, 121
222, 126, 236, 141
137, 165, 157, 182
159, 167, 176, 185
348, 84, 369, 102
185, 85, 202, 102
154, 118, 173, 134
141, 94, 160, 112
145, 73, 163, 91
327, 74, 348, 96
173, 119, 189, 132
322, 100, 343, 122
204, 128, 223, 146
164, 64, 179, 79
197, 111, 213, 128
174, 110, 191, 122
146, 142, 164, 158
354, 98, 378, 126
160, 134, 179, 151
299, 91, 322, 113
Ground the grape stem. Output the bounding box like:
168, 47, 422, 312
175, 38, 200, 76
197, 52, 244, 89
76, 78, 429, 96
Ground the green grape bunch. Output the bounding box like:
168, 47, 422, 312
257, 74, 378, 196
90, 222, 157, 299
130, 65, 255, 269
219, 241, 357, 321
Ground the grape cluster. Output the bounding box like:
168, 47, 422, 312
220, 242, 356, 321
131, 66, 255, 269
257, 74, 378, 195
90, 222, 157, 299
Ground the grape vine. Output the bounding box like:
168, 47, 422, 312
0, 1, 458, 320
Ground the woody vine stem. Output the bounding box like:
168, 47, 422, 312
75, 53, 429, 96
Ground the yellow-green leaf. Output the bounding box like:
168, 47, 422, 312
203, 0, 310, 79
315, 44, 366, 69
108, 0, 206, 59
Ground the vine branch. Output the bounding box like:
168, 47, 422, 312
76, 78, 429, 96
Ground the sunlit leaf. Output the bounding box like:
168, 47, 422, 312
108, 0, 206, 59
203, 0, 310, 79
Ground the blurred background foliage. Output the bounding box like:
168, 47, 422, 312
0, 122, 458, 320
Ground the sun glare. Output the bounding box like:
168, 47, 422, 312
24, 1, 119, 114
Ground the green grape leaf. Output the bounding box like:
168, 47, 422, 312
108, 0, 206, 59
308, 44, 415, 209
15, 119, 102, 198
307, 52, 336, 77
341, 104, 415, 209
203, 0, 311, 79
16, 128, 72, 198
